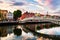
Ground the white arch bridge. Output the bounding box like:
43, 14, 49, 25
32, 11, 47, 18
20, 17, 60, 25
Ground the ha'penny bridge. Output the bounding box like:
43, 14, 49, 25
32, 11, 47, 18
20, 17, 60, 25
0, 17, 60, 25
20, 17, 60, 40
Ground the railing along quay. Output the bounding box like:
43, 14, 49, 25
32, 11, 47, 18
0, 21, 52, 26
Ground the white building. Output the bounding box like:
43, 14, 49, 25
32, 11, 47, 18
6, 12, 13, 21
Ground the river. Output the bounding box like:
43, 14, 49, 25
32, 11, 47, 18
0, 25, 38, 40
0, 24, 60, 40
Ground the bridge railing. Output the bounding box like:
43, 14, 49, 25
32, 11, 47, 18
20, 17, 60, 25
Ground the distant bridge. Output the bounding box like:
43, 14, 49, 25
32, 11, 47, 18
20, 17, 60, 25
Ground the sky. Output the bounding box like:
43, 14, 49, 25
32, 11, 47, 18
0, 0, 60, 15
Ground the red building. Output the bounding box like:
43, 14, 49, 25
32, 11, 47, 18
20, 12, 35, 20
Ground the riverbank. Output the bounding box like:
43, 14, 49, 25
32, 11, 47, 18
0, 21, 53, 26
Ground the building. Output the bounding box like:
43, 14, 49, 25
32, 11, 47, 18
20, 12, 35, 20
40, 14, 44, 18
0, 10, 8, 21
46, 14, 51, 18
6, 12, 13, 21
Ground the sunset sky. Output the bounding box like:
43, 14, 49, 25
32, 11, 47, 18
0, 0, 60, 15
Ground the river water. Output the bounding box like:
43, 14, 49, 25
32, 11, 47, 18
0, 25, 38, 40
0, 24, 60, 40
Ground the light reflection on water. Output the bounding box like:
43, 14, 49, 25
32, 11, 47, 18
37, 27, 60, 35
0, 24, 60, 40
0, 25, 37, 40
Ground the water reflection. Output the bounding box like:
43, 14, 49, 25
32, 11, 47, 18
37, 27, 60, 35
0, 25, 37, 40
0, 27, 7, 37
0, 25, 15, 37
0, 24, 60, 40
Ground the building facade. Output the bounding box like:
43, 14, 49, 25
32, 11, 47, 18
6, 12, 13, 21
0, 10, 8, 21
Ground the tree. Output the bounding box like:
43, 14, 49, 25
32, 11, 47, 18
13, 28, 22, 36
13, 10, 22, 20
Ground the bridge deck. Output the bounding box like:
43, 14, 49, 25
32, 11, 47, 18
20, 17, 60, 25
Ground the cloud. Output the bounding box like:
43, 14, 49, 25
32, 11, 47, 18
25, 0, 38, 5
34, 0, 52, 8
44, 0, 52, 6
0, 0, 60, 15
0, 1, 3, 3
12, 2, 25, 6
0, 0, 53, 13
34, 0, 60, 11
